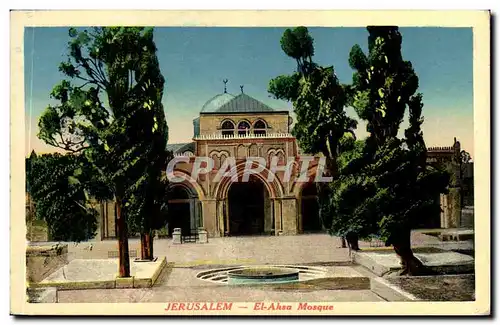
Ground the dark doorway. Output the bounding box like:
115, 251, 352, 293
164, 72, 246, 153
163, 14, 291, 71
167, 186, 194, 237
228, 177, 266, 235
301, 183, 322, 233
414, 193, 441, 229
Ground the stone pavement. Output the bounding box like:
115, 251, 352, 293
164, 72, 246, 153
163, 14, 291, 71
38, 232, 474, 303
57, 286, 384, 303
57, 262, 383, 303
63, 234, 354, 265
353, 250, 475, 277
62, 231, 461, 265
35, 257, 166, 289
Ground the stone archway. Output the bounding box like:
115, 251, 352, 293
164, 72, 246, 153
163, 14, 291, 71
226, 175, 272, 236
213, 161, 284, 236
299, 182, 322, 233
167, 183, 201, 238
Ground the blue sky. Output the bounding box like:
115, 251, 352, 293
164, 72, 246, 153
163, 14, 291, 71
24, 27, 474, 156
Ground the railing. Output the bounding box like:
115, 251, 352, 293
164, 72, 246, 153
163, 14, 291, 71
173, 152, 194, 158
107, 250, 137, 258
194, 132, 294, 140
181, 228, 200, 243
428, 146, 454, 152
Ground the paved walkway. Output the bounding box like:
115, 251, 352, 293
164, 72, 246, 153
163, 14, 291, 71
62, 231, 462, 264
64, 234, 352, 264
42, 232, 473, 303
58, 286, 383, 303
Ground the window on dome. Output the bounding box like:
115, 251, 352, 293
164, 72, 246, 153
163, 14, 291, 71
238, 121, 251, 136
253, 119, 267, 136
221, 120, 235, 136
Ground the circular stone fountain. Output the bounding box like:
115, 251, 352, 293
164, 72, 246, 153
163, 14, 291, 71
196, 265, 328, 285
226, 267, 299, 285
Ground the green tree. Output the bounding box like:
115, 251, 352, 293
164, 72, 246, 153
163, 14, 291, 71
269, 27, 357, 175
26, 152, 105, 242
269, 27, 357, 245
331, 26, 451, 275
37, 27, 168, 275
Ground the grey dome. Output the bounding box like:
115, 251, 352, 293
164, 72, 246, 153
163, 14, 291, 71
200, 93, 235, 113
201, 93, 276, 114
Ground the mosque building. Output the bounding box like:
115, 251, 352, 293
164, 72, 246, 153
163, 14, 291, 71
98, 85, 324, 240
94, 85, 471, 241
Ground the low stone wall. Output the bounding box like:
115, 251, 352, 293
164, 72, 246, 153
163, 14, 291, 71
26, 287, 58, 303
26, 244, 69, 283
26, 222, 49, 242
461, 207, 474, 228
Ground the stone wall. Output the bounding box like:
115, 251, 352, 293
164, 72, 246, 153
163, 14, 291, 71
26, 244, 68, 283
26, 221, 49, 242
96, 201, 117, 239
461, 206, 474, 228
26, 287, 58, 303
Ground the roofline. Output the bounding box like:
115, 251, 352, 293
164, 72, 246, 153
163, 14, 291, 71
199, 110, 290, 115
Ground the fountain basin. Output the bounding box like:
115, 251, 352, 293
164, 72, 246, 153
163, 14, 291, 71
227, 267, 299, 285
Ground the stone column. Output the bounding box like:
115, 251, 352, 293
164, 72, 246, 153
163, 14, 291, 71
264, 201, 273, 234
441, 189, 461, 229
107, 201, 116, 238
201, 199, 217, 237
95, 206, 102, 241
281, 197, 298, 235
297, 197, 303, 234
449, 188, 462, 228
189, 198, 195, 232
216, 199, 225, 237
273, 199, 282, 235
440, 194, 447, 228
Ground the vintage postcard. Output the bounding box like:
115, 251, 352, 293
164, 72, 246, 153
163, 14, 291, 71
11, 10, 490, 316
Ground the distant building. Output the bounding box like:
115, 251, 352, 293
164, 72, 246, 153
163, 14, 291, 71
425, 138, 474, 229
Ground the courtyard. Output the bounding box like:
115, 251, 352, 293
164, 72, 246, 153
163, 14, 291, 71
28, 231, 475, 304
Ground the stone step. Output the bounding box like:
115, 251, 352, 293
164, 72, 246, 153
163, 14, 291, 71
353, 249, 474, 277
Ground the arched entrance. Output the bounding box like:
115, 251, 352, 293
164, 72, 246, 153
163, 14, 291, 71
300, 183, 322, 233
226, 175, 271, 236
167, 184, 201, 239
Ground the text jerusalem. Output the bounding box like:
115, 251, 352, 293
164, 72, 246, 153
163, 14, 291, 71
164, 302, 334, 312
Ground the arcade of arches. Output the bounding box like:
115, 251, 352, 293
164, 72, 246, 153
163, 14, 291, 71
158, 173, 323, 239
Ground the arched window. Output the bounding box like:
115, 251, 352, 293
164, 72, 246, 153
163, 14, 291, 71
211, 152, 221, 169
221, 120, 235, 137
168, 185, 191, 200
220, 153, 227, 167
238, 121, 251, 136
277, 151, 285, 165
253, 119, 267, 135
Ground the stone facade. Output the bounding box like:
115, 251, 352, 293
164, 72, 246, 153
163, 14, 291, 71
98, 92, 323, 239
167, 131, 322, 238
96, 92, 471, 240
198, 112, 290, 136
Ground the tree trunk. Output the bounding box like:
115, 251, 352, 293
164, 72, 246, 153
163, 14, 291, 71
116, 198, 130, 277
140, 231, 154, 261
392, 229, 424, 276
346, 232, 360, 251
